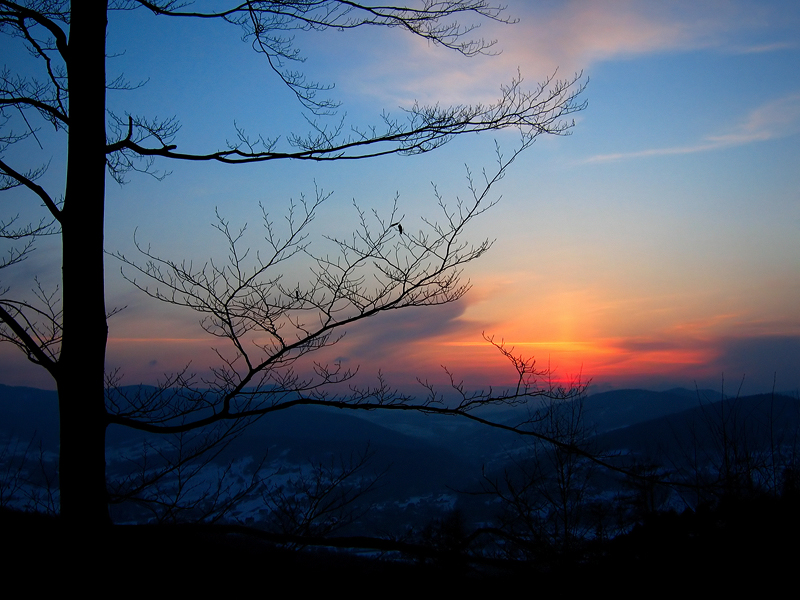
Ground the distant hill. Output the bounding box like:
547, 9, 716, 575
0, 384, 59, 446
0, 384, 745, 469
4, 383, 798, 528
597, 392, 800, 461
581, 388, 715, 432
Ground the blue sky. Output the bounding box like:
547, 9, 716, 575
1, 1, 799, 394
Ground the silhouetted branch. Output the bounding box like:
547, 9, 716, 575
106, 72, 586, 169
261, 445, 385, 539
0, 278, 61, 372
108, 142, 548, 434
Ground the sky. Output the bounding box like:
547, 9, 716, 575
2, 0, 799, 395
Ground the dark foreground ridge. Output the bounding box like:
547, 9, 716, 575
4, 492, 799, 592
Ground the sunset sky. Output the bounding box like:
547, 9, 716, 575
2, 0, 799, 394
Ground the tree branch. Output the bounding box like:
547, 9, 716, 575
0, 158, 62, 221
105, 72, 586, 168
0, 301, 58, 372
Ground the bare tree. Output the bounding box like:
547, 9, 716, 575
0, 434, 57, 513
665, 383, 800, 508
259, 446, 384, 540
479, 391, 600, 557
0, 1, 586, 529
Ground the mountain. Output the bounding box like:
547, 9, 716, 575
597, 392, 800, 462
4, 383, 797, 530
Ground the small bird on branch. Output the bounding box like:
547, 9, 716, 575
390, 222, 403, 235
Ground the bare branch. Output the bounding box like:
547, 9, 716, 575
0, 278, 61, 372
261, 445, 385, 538
0, 158, 62, 220
0, 2, 591, 528
106, 72, 586, 167
132, 0, 515, 113
108, 141, 536, 435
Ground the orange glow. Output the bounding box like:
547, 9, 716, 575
432, 336, 719, 387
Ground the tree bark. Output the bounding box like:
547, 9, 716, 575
57, 2, 111, 528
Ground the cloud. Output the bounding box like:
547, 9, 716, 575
510, 1, 701, 69
501, 0, 792, 71
586, 92, 800, 162
343, 0, 757, 107
709, 92, 800, 141
729, 41, 797, 54
303, 295, 538, 389
591, 331, 800, 392
711, 335, 800, 386
335, 299, 480, 363
616, 338, 694, 353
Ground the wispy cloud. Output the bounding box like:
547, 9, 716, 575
506, 0, 706, 71
345, 0, 762, 106
501, 0, 790, 71
729, 41, 797, 54
586, 92, 800, 162
616, 334, 800, 391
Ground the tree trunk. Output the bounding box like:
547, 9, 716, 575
57, 2, 111, 528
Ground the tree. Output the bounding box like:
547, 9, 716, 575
480, 391, 599, 558
0, 1, 586, 529
664, 386, 800, 508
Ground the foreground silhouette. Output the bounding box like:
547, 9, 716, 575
0, 2, 586, 528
